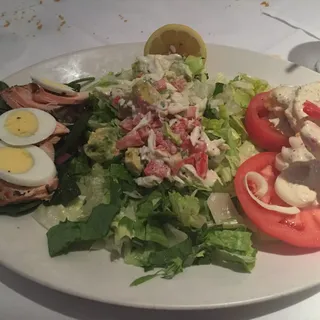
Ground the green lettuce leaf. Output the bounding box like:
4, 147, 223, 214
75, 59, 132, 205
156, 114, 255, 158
185, 56, 205, 76
239, 140, 260, 164
199, 228, 257, 272
204, 229, 253, 252
169, 192, 206, 229
136, 190, 162, 218
87, 92, 118, 129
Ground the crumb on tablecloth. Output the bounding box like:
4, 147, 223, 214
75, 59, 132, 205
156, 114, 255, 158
37, 20, 42, 30
4, 20, 10, 27
260, 1, 269, 7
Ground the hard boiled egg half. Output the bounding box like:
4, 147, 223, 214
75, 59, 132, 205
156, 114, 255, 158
0, 141, 56, 187
0, 108, 57, 146
31, 75, 77, 96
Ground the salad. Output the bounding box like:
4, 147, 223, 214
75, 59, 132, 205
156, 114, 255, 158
0, 51, 318, 286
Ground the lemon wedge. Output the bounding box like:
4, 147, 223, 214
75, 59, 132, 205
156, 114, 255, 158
144, 24, 207, 61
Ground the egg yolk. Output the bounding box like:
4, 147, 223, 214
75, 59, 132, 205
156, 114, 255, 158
0, 147, 34, 173
5, 110, 39, 137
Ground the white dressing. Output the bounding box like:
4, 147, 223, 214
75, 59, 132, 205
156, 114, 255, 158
274, 173, 317, 208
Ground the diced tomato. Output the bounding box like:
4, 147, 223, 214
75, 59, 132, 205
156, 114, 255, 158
116, 131, 144, 150
303, 100, 320, 119
171, 118, 189, 140
185, 106, 197, 119
180, 138, 206, 155
173, 152, 208, 178
234, 152, 320, 247
154, 79, 167, 92
120, 114, 144, 132
172, 156, 194, 176
180, 138, 191, 152
150, 117, 163, 129
120, 118, 133, 132
137, 72, 144, 78
155, 131, 177, 154
137, 126, 150, 142
171, 77, 187, 92
245, 92, 290, 152
144, 160, 170, 178
112, 95, 121, 106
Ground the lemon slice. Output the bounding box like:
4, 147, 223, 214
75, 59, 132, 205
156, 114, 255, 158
144, 24, 207, 60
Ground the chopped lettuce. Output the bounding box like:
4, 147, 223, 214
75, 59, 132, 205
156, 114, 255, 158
87, 92, 118, 129
169, 191, 206, 229
204, 229, 253, 252
185, 56, 205, 76
200, 228, 257, 272
239, 140, 260, 164
206, 73, 269, 117
170, 60, 193, 80
85, 70, 133, 91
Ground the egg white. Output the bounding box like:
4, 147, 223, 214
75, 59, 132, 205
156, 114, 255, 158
0, 108, 57, 146
31, 75, 77, 97
0, 142, 56, 187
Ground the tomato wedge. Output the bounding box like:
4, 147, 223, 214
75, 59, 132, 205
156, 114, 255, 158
245, 92, 290, 152
234, 152, 320, 248
303, 100, 320, 119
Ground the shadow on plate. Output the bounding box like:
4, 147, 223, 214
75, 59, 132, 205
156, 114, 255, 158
255, 240, 319, 256
288, 41, 320, 71
0, 264, 319, 320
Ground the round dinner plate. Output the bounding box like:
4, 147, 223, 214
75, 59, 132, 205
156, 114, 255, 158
1, 43, 320, 310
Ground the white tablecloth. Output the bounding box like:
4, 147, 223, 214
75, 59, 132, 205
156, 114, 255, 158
1, 0, 320, 319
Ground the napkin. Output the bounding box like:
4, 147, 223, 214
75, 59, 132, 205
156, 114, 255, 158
262, 0, 320, 39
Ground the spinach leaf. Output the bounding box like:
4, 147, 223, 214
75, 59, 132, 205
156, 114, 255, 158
130, 272, 160, 287
66, 77, 95, 92
136, 190, 162, 218
47, 164, 80, 206
109, 164, 134, 183
0, 200, 42, 217
212, 82, 224, 97
129, 243, 191, 286
0, 81, 9, 91
148, 238, 193, 267
47, 203, 119, 257
55, 112, 91, 158
0, 81, 11, 115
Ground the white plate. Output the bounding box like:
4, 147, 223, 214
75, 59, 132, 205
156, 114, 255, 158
1, 43, 320, 310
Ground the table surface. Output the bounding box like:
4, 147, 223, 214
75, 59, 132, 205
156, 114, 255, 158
1, 1, 320, 319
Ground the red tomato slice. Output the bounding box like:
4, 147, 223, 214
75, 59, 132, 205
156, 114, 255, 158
245, 92, 290, 152
234, 152, 320, 248
303, 100, 320, 119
